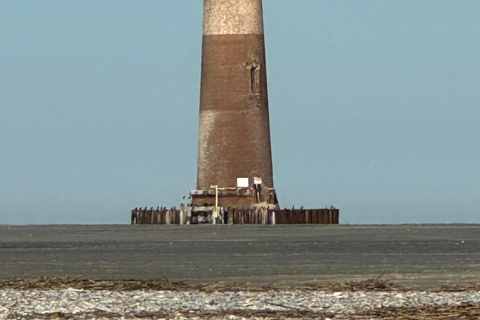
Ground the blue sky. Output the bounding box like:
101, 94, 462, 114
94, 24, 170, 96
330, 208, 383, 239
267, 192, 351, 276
1, 1, 479, 224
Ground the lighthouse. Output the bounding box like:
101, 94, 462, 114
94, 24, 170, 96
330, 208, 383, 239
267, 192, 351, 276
192, 0, 277, 211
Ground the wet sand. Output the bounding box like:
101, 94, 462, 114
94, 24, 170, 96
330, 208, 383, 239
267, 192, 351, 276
1, 224, 479, 289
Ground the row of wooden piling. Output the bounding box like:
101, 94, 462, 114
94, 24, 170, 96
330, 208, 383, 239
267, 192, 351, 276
274, 209, 339, 224
132, 208, 186, 225
132, 207, 339, 225
229, 208, 274, 224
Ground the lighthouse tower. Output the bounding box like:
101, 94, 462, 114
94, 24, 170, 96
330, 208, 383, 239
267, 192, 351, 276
192, 0, 277, 210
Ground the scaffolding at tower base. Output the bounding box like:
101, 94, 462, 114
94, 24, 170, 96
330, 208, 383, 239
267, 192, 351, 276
190, 184, 278, 213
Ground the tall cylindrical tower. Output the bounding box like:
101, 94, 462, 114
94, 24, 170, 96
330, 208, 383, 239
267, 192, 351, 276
197, 0, 274, 199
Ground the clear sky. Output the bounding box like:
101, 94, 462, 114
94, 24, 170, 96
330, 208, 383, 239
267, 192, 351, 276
1, 1, 479, 225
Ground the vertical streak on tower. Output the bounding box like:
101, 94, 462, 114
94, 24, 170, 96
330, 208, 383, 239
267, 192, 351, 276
197, 0, 274, 196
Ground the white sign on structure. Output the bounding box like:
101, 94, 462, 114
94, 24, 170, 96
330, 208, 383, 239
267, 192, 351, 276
237, 178, 249, 188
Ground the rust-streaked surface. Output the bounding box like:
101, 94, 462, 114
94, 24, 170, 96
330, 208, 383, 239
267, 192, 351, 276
197, 0, 274, 205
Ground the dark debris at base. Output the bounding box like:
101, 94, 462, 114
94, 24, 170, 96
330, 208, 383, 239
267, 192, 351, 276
1, 276, 480, 293
0, 276, 408, 292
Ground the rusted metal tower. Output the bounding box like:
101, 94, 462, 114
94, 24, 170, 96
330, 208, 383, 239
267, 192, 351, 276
191, 0, 277, 212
